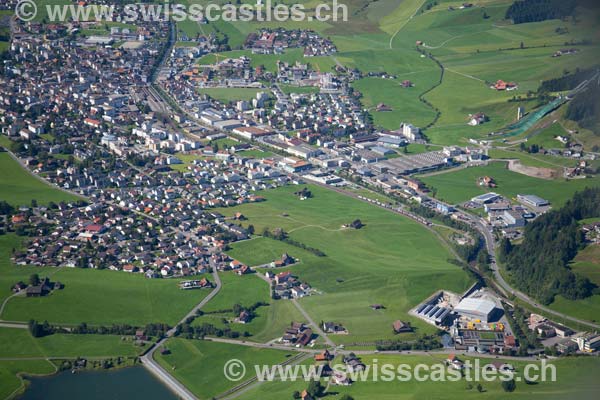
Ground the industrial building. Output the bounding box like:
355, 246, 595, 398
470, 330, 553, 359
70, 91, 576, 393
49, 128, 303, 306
517, 194, 550, 208
454, 297, 501, 323
471, 192, 501, 205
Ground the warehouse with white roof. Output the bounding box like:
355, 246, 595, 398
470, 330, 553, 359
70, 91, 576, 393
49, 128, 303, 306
454, 298, 501, 323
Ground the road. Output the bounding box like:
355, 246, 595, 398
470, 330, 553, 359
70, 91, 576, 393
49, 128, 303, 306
140, 268, 222, 400
291, 298, 335, 347
441, 201, 600, 330
301, 175, 600, 330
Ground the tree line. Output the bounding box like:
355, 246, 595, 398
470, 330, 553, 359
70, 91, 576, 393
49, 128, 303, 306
498, 187, 600, 305
27, 319, 171, 338
262, 227, 326, 257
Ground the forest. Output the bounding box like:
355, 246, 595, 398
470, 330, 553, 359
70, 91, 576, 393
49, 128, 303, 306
499, 187, 600, 305
565, 79, 600, 133
505, 0, 578, 24
537, 67, 597, 94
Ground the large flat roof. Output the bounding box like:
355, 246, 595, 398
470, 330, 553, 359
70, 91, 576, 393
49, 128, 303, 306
454, 298, 497, 316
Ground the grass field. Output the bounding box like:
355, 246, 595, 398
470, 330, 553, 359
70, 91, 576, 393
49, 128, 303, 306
0, 153, 81, 207
236, 149, 275, 159
237, 354, 600, 400
488, 148, 578, 169
0, 232, 213, 326
547, 244, 600, 322
1, 267, 213, 326
191, 270, 307, 342
214, 184, 473, 344
0, 328, 141, 358
198, 87, 265, 103
154, 339, 293, 399
0, 360, 56, 400
419, 162, 599, 206
572, 245, 600, 286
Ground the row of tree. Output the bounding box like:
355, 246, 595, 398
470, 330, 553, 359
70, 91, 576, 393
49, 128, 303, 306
175, 321, 248, 339
375, 334, 443, 351
498, 187, 600, 304
262, 227, 326, 257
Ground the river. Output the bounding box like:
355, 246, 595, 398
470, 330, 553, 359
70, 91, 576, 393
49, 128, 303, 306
20, 366, 178, 400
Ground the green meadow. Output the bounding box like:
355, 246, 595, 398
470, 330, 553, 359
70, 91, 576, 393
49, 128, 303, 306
0, 360, 56, 400
154, 338, 294, 399
215, 184, 473, 344
198, 87, 265, 102
0, 328, 141, 359
236, 354, 600, 400
0, 153, 81, 207
546, 244, 600, 322
419, 161, 599, 206
488, 148, 578, 169
0, 233, 213, 326
192, 270, 307, 342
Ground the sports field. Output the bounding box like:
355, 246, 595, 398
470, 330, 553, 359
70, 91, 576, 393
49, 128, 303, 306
216, 184, 473, 344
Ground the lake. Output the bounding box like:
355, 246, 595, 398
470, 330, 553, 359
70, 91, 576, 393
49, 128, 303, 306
20, 366, 178, 400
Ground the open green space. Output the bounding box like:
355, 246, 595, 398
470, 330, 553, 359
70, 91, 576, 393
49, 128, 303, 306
1, 267, 213, 326
202, 272, 269, 313
0, 153, 81, 207
0, 360, 56, 400
237, 149, 275, 159
198, 87, 265, 103
154, 338, 293, 399
215, 184, 472, 344
488, 148, 577, 169
0, 232, 213, 326
525, 122, 571, 150
572, 244, 600, 285
192, 270, 307, 342
547, 293, 600, 323
547, 245, 600, 322
391, 1, 600, 144
237, 354, 600, 400
0, 328, 141, 358
420, 162, 599, 206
